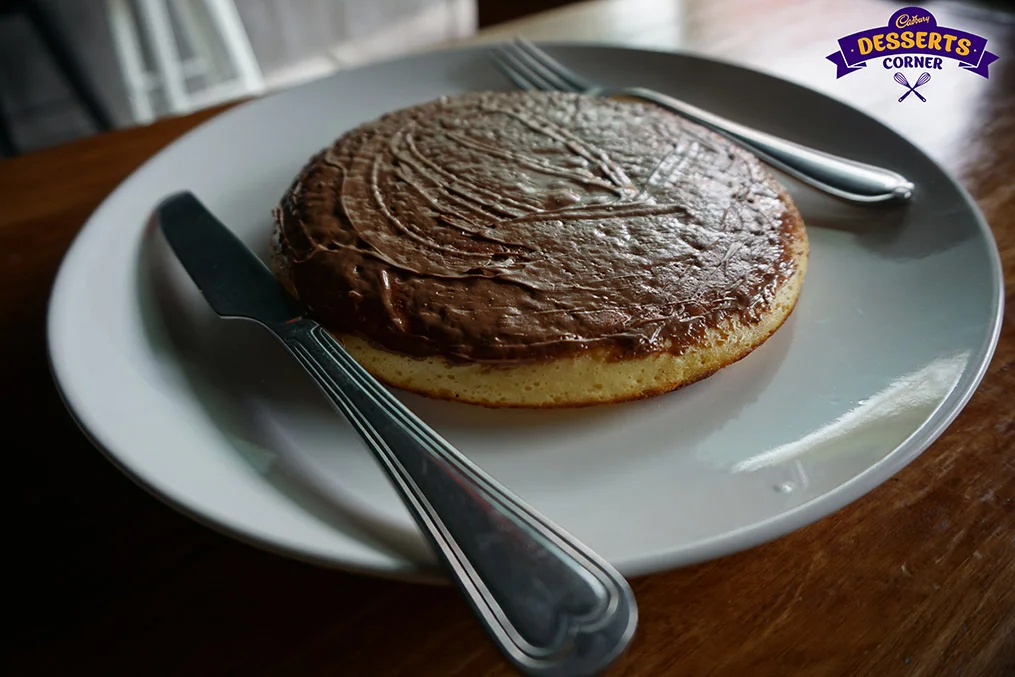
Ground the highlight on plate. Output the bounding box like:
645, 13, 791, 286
271, 91, 809, 408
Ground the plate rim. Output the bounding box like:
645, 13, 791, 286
46, 43, 1006, 582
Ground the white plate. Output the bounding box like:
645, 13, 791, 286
48, 45, 1003, 581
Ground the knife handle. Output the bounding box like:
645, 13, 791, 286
272, 318, 637, 677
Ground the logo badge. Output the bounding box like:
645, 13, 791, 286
826, 6, 998, 102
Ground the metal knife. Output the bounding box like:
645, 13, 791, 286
154, 191, 637, 677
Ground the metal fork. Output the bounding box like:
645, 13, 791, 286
492, 38, 915, 204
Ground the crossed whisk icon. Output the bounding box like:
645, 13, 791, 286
895, 72, 931, 102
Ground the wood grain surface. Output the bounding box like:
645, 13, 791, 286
3, 1, 1013, 675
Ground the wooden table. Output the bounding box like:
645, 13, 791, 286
4, 1, 1013, 674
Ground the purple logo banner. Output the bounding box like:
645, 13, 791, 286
827, 6, 998, 79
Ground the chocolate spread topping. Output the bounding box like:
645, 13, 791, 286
273, 91, 801, 364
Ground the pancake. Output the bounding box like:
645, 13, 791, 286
272, 91, 808, 407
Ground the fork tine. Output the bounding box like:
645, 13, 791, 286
491, 52, 539, 90
513, 37, 596, 92
493, 48, 557, 91
502, 43, 577, 92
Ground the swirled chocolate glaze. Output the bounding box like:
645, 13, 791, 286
273, 91, 803, 364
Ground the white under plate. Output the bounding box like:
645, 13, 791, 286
48, 45, 1003, 581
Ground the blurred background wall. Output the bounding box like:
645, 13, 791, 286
0, 0, 580, 155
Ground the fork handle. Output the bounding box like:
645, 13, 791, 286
621, 86, 914, 203
271, 318, 637, 677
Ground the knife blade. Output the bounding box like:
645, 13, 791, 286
155, 191, 304, 325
